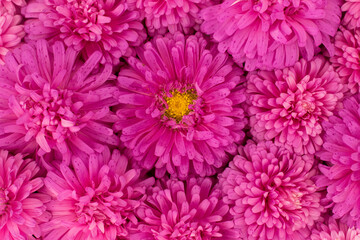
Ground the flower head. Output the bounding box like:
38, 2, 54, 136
220, 141, 323, 240
0, 150, 50, 239
200, 0, 341, 71
247, 56, 343, 154
331, 26, 360, 95
342, 0, 360, 30
0, 9, 25, 64
41, 148, 154, 240
115, 32, 247, 179
134, 177, 239, 240
317, 94, 360, 228
23, 0, 146, 64
140, 0, 215, 35
0, 40, 119, 163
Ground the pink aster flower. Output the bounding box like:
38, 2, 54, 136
311, 217, 360, 240
140, 0, 215, 35
200, 0, 341, 71
0, 40, 119, 163
114, 32, 247, 179
0, 0, 27, 14
247, 56, 343, 154
23, 0, 146, 65
133, 177, 239, 240
317, 94, 360, 228
0, 150, 51, 239
331, 26, 360, 95
220, 141, 323, 240
41, 148, 154, 240
342, 0, 360, 30
0, 9, 25, 64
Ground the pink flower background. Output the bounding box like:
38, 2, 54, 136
0, 0, 360, 239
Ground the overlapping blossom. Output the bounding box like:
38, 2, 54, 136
139, 0, 215, 35
0, 40, 119, 163
317, 94, 360, 228
0, 0, 26, 14
114, 32, 247, 179
200, 0, 341, 71
41, 148, 154, 240
247, 56, 343, 154
331, 26, 360, 95
0, 7, 25, 64
311, 217, 360, 240
23, 0, 146, 64
134, 177, 239, 240
0, 150, 50, 239
342, 0, 360, 30
220, 141, 323, 240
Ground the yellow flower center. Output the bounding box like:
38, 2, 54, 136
164, 90, 197, 122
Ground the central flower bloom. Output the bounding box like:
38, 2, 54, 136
115, 32, 247, 178
164, 90, 197, 122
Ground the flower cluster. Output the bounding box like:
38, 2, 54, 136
0, 0, 359, 238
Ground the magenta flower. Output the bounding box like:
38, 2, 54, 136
0, 150, 51, 239
200, 0, 341, 71
247, 56, 343, 154
311, 217, 360, 240
0, 9, 25, 64
220, 141, 323, 240
342, 0, 360, 30
0, 40, 119, 163
114, 32, 247, 179
331, 26, 360, 95
134, 177, 239, 240
317, 94, 360, 228
0, 0, 26, 14
23, 0, 146, 64
140, 0, 215, 35
41, 148, 154, 240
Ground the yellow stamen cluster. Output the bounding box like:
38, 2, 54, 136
164, 90, 197, 122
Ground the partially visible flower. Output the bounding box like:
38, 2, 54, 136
134, 177, 239, 240
23, 0, 146, 64
311, 217, 360, 240
0, 8, 25, 64
0, 40, 119, 163
220, 141, 323, 240
247, 56, 343, 154
115, 32, 247, 179
140, 0, 215, 35
331, 26, 360, 95
317, 94, 360, 228
200, 0, 341, 71
342, 0, 360, 30
0, 0, 26, 14
41, 148, 155, 240
0, 150, 51, 239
